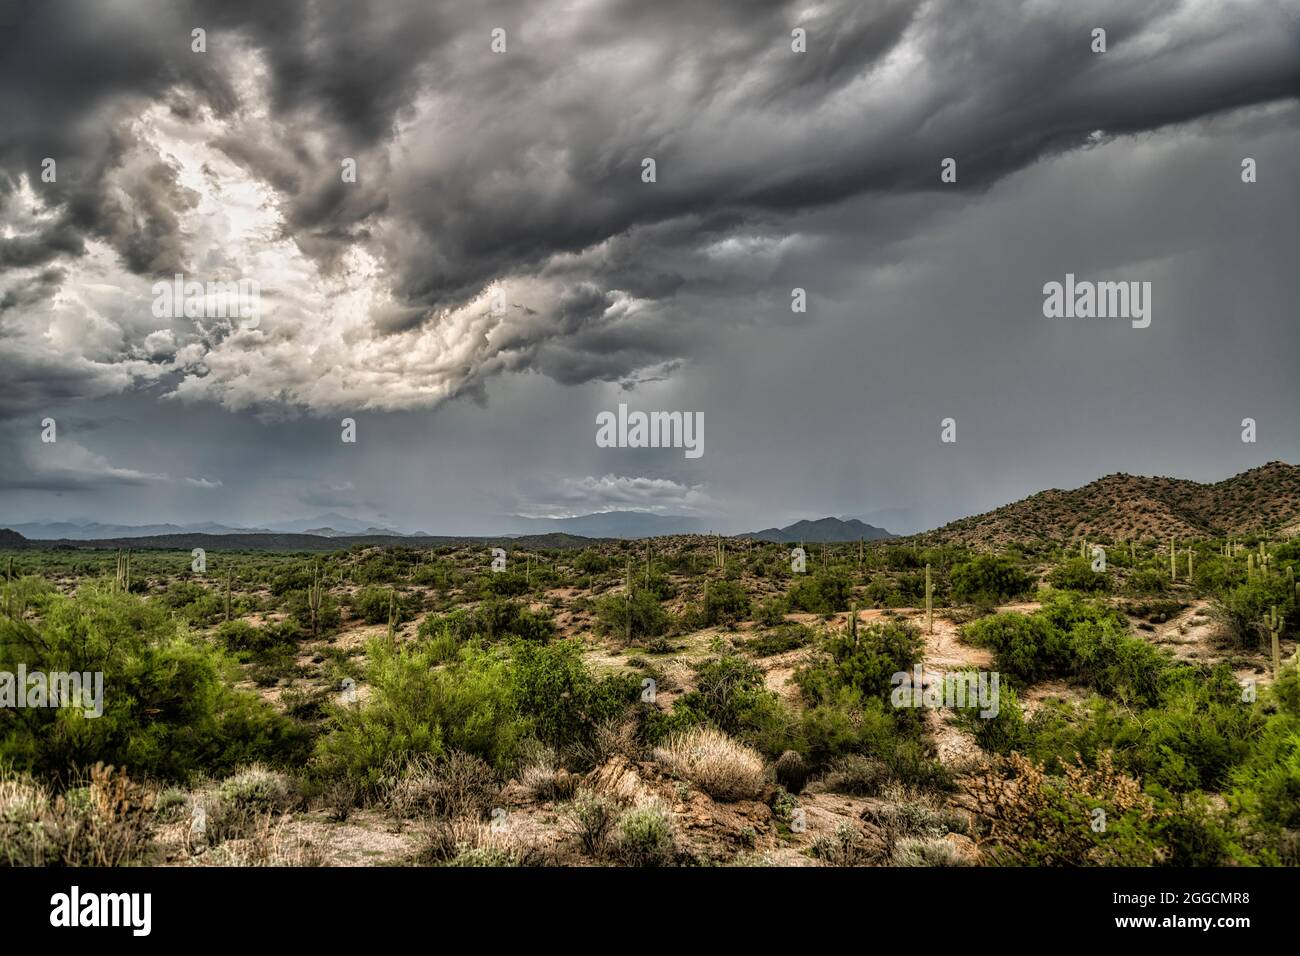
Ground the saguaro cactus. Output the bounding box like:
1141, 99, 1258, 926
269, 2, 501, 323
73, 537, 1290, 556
1267, 605, 1283, 675
306, 560, 323, 636
1169, 536, 1176, 582
1188, 548, 1193, 580
925, 563, 933, 635
225, 566, 234, 622
386, 589, 399, 644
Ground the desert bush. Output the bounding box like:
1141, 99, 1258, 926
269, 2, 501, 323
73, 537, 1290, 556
386, 751, 499, 819
657, 656, 792, 756
419, 598, 556, 644
566, 789, 617, 855
745, 623, 812, 657
1048, 557, 1110, 593
517, 746, 579, 802
953, 684, 1026, 754
614, 799, 675, 866
218, 764, 296, 813
818, 754, 890, 796
420, 817, 527, 867
1228, 711, 1300, 831
316, 640, 527, 792
595, 588, 670, 641
1125, 568, 1167, 594
969, 751, 1168, 866
509, 640, 641, 755
479, 571, 531, 598
796, 620, 923, 704
755, 597, 788, 627
0, 763, 155, 867
787, 571, 851, 614
1215, 579, 1293, 649
892, 836, 970, 866
653, 727, 766, 801
950, 555, 1033, 604
809, 822, 874, 866
0, 588, 309, 782
704, 579, 752, 625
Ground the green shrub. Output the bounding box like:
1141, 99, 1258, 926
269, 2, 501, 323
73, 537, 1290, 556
316, 640, 526, 792
509, 640, 640, 753
1048, 557, 1110, 593
0, 588, 309, 782
950, 555, 1033, 604
595, 588, 670, 640
704, 579, 751, 625
615, 801, 674, 866
755, 597, 788, 627
787, 572, 851, 614
349, 586, 417, 625
953, 683, 1026, 754
796, 620, 923, 704
745, 623, 812, 657
660, 656, 792, 756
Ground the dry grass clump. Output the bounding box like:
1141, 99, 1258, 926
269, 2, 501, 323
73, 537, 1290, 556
418, 816, 533, 867
0, 763, 155, 866
817, 754, 890, 796
565, 788, 617, 856
517, 747, 579, 802
653, 727, 766, 801
892, 835, 971, 867
386, 751, 499, 819
612, 798, 675, 867
809, 822, 875, 866
218, 764, 297, 813
196, 813, 323, 866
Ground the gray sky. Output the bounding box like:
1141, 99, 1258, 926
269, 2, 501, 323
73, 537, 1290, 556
1, 0, 1298, 535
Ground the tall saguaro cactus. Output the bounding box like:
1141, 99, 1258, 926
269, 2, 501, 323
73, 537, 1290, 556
1267, 605, 1283, 675
925, 562, 933, 635
386, 589, 399, 644
1169, 537, 1176, 582
306, 560, 323, 637
225, 566, 233, 622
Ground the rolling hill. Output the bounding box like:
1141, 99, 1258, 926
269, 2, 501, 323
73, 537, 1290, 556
918, 461, 1300, 547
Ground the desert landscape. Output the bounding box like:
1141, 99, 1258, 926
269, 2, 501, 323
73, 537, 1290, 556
3, 462, 1297, 868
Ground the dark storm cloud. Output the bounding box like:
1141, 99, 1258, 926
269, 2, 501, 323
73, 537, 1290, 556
0, 0, 1297, 531
4, 1, 1296, 346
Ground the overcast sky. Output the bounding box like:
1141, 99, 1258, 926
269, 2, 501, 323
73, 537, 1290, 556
1, 0, 1297, 535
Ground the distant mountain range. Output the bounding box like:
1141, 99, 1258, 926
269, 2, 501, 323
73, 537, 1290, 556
507, 512, 711, 538
5, 514, 410, 540
738, 517, 895, 543
9, 462, 1296, 551
0, 529, 596, 552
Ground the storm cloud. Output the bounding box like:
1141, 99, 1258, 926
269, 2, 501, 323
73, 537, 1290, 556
1, 0, 1297, 532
